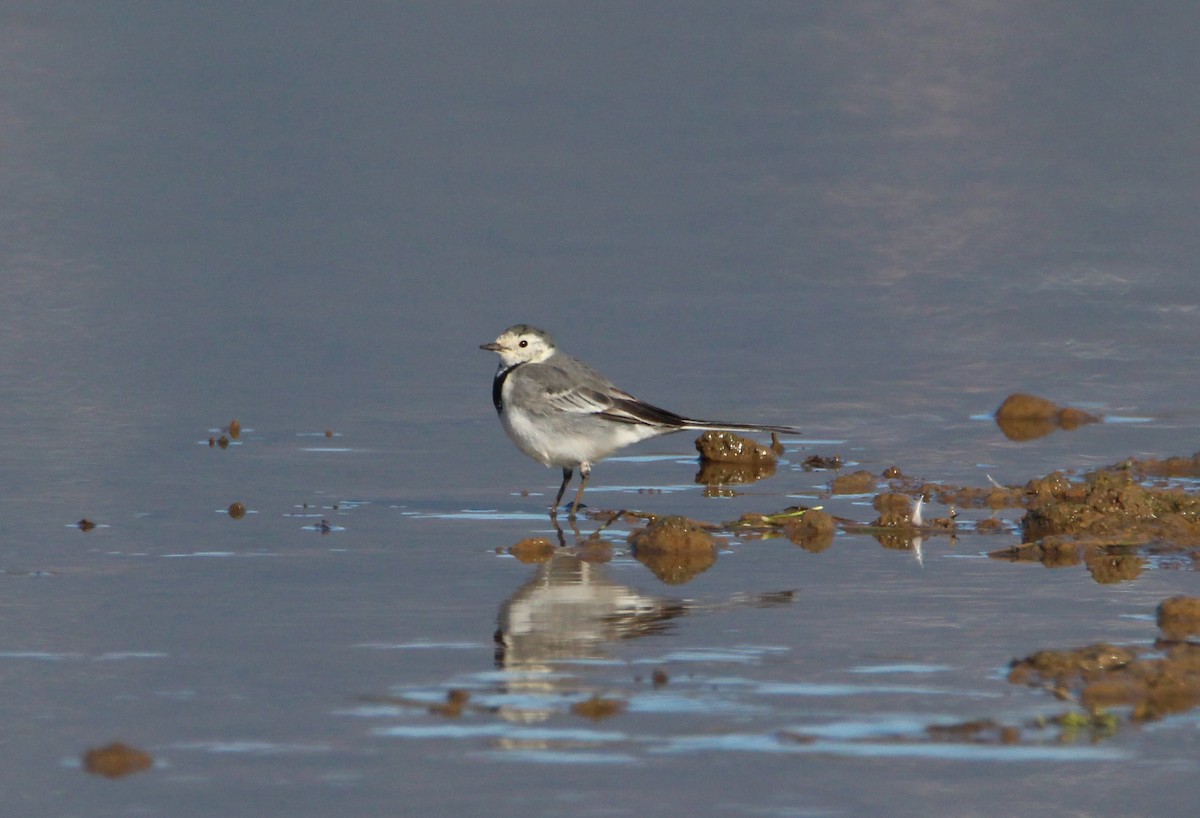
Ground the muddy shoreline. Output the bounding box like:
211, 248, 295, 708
516, 422, 1200, 746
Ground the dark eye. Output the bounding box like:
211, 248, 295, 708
518, 339, 528, 348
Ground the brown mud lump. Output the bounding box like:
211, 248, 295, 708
994, 393, 1101, 441
571, 695, 627, 720
1007, 643, 1136, 688
508, 537, 556, 563
831, 470, 876, 495
784, 508, 836, 552
629, 516, 718, 584
82, 742, 153, 778
1125, 451, 1200, 478
1157, 596, 1200, 639
871, 492, 915, 527
695, 430, 778, 465
429, 689, 471, 717
803, 454, 842, 471
1009, 638, 1200, 724
1021, 468, 1200, 545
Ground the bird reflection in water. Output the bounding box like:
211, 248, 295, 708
495, 553, 685, 669
494, 553, 795, 670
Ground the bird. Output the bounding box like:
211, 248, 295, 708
481, 324, 801, 518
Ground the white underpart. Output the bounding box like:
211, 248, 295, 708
499, 388, 662, 468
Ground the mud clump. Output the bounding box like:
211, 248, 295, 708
429, 689, 471, 717
1009, 620, 1200, 723
831, 470, 876, 495
994, 393, 1101, 441
1007, 643, 1137, 689
932, 483, 1025, 509
784, 509, 837, 552
988, 457, 1200, 579
570, 695, 626, 720
696, 430, 779, 465
974, 517, 1007, 532
722, 507, 837, 551
803, 454, 842, 471
82, 742, 153, 778
1157, 596, 1200, 639
629, 516, 718, 584
1124, 451, 1200, 478
996, 393, 1059, 421
871, 492, 915, 527
508, 537, 556, 563
1020, 468, 1200, 545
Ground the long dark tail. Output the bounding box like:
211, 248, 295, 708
604, 396, 801, 435
677, 419, 803, 435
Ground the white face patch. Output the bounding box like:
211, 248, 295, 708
489, 328, 556, 367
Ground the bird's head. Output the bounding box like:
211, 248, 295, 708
480, 324, 557, 367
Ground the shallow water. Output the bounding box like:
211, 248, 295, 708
3, 4, 1200, 816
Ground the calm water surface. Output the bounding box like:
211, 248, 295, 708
2, 4, 1199, 816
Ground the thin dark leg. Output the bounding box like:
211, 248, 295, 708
551, 467, 573, 516
568, 462, 591, 519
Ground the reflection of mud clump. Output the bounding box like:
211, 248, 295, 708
994, 541, 1149, 586
926, 719, 1020, 745
629, 516, 718, 584
831, 470, 876, 495
784, 509, 836, 552
1084, 551, 1144, 584
508, 537, 556, 563
695, 459, 776, 486
994, 393, 1101, 441
82, 742, 153, 778
991, 536, 1082, 571
575, 537, 613, 563
1157, 596, 1200, 639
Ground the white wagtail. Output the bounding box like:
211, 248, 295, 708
481, 324, 801, 518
